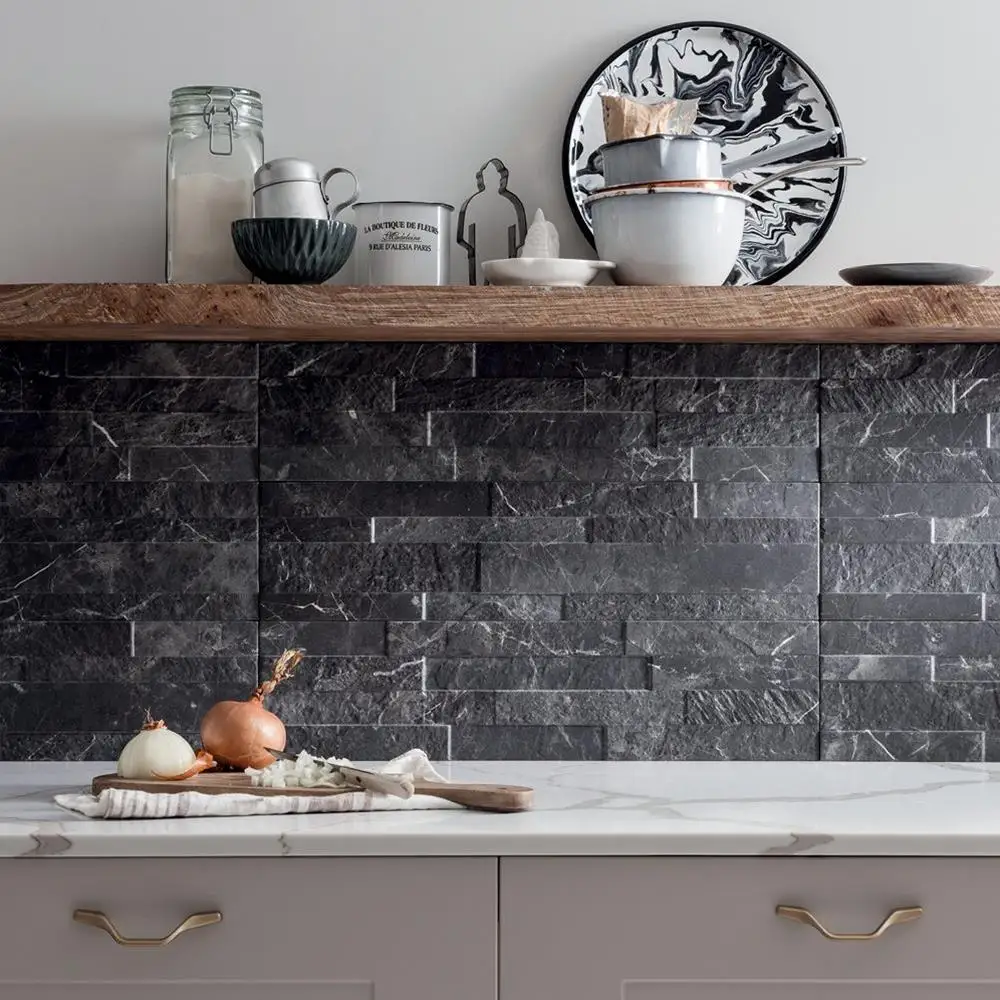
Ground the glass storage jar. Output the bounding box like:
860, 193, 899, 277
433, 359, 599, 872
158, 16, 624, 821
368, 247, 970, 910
167, 86, 263, 283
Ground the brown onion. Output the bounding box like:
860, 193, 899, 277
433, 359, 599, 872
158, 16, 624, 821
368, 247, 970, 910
200, 649, 304, 769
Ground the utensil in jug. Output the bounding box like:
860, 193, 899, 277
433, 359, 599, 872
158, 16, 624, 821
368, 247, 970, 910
722, 128, 843, 178
253, 157, 359, 220
742, 157, 867, 199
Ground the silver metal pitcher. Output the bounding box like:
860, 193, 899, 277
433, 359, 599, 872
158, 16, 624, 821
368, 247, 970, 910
252, 157, 359, 220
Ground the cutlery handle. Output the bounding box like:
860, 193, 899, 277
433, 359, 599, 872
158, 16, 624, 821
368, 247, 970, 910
723, 127, 842, 178
413, 781, 534, 813
743, 157, 867, 198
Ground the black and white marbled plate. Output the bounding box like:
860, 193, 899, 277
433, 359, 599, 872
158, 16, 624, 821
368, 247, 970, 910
563, 21, 847, 285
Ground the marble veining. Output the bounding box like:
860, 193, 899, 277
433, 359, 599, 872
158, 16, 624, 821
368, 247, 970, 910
4, 761, 1000, 857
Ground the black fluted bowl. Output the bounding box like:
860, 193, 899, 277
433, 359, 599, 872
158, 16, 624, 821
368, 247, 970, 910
231, 218, 357, 284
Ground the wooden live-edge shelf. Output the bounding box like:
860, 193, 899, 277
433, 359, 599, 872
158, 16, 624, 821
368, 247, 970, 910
0, 283, 999, 341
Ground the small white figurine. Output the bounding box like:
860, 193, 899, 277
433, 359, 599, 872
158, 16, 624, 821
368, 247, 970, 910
520, 208, 560, 259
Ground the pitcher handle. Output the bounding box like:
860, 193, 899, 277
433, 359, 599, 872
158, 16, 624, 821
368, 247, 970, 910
321, 167, 360, 218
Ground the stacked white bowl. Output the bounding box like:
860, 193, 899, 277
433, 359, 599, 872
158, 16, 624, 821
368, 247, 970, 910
587, 135, 750, 286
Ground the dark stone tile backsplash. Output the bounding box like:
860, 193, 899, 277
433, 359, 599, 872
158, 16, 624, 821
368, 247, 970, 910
3, 341, 1000, 762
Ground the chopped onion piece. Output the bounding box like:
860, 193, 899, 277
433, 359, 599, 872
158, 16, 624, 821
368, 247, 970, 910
247, 750, 359, 789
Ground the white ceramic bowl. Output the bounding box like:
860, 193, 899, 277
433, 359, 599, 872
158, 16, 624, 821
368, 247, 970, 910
586, 186, 749, 286
599, 135, 724, 186
482, 257, 615, 287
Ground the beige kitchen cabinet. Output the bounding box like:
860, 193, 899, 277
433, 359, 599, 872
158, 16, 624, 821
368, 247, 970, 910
500, 858, 1000, 999
0, 858, 496, 1000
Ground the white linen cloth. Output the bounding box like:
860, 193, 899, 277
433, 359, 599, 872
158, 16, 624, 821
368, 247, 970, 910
55, 750, 459, 820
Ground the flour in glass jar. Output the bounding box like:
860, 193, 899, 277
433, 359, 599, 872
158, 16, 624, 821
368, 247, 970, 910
168, 173, 253, 283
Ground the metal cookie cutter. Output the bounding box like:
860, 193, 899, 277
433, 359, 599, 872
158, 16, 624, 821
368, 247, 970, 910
456, 157, 529, 286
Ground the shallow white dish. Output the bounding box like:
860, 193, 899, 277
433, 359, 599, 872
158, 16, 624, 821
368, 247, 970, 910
482, 257, 616, 287
586, 185, 749, 286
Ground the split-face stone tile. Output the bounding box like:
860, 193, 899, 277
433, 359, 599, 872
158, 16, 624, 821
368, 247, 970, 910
693, 447, 818, 483
396, 378, 584, 412
822, 484, 1000, 518
490, 482, 692, 517
565, 593, 815, 621
260, 413, 427, 448
130, 447, 258, 482
259, 620, 386, 657
821, 379, 954, 414
591, 517, 817, 544
481, 542, 817, 594
431, 412, 654, 450
822, 543, 1000, 594
820, 594, 983, 621
457, 446, 690, 482
821, 621, 1000, 657
822, 413, 986, 449
423, 594, 563, 622
820, 518, 932, 543
426, 656, 650, 691
259, 446, 455, 482
449, 725, 604, 760
372, 516, 587, 544
633, 344, 818, 378
262, 543, 477, 593
260, 343, 472, 379
656, 379, 818, 414
821, 681, 997, 731
627, 621, 817, 658
822, 731, 984, 762
684, 689, 818, 726
475, 343, 625, 378
820, 655, 933, 681
66, 344, 258, 378
658, 414, 817, 447
281, 725, 451, 761
696, 483, 819, 519
822, 449, 1000, 484
259, 377, 394, 412
387, 621, 624, 658
260, 593, 423, 623
821, 345, 1000, 380
651, 655, 817, 690
609, 724, 818, 761
262, 482, 489, 518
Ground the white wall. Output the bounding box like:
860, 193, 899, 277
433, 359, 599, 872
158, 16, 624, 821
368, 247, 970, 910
0, 0, 992, 284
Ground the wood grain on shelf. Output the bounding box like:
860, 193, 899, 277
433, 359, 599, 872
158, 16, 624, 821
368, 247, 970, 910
0, 283, 999, 340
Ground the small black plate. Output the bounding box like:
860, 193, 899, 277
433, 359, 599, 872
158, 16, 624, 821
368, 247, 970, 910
840, 263, 993, 286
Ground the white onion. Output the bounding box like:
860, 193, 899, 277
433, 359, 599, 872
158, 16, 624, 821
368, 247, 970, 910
117, 717, 197, 780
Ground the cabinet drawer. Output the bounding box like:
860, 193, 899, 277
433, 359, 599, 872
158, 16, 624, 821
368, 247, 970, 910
501, 857, 1000, 993
0, 858, 496, 998
2, 987, 366, 1000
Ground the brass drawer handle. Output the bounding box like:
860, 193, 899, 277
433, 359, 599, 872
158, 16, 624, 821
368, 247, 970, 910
73, 909, 222, 947
776, 905, 923, 942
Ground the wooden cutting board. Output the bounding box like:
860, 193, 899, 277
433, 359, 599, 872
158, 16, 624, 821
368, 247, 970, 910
92, 773, 534, 813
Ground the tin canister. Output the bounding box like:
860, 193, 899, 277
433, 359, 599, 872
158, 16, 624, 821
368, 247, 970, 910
352, 200, 453, 286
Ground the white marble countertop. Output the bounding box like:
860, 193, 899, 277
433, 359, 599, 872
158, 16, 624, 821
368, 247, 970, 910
3, 760, 1000, 858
